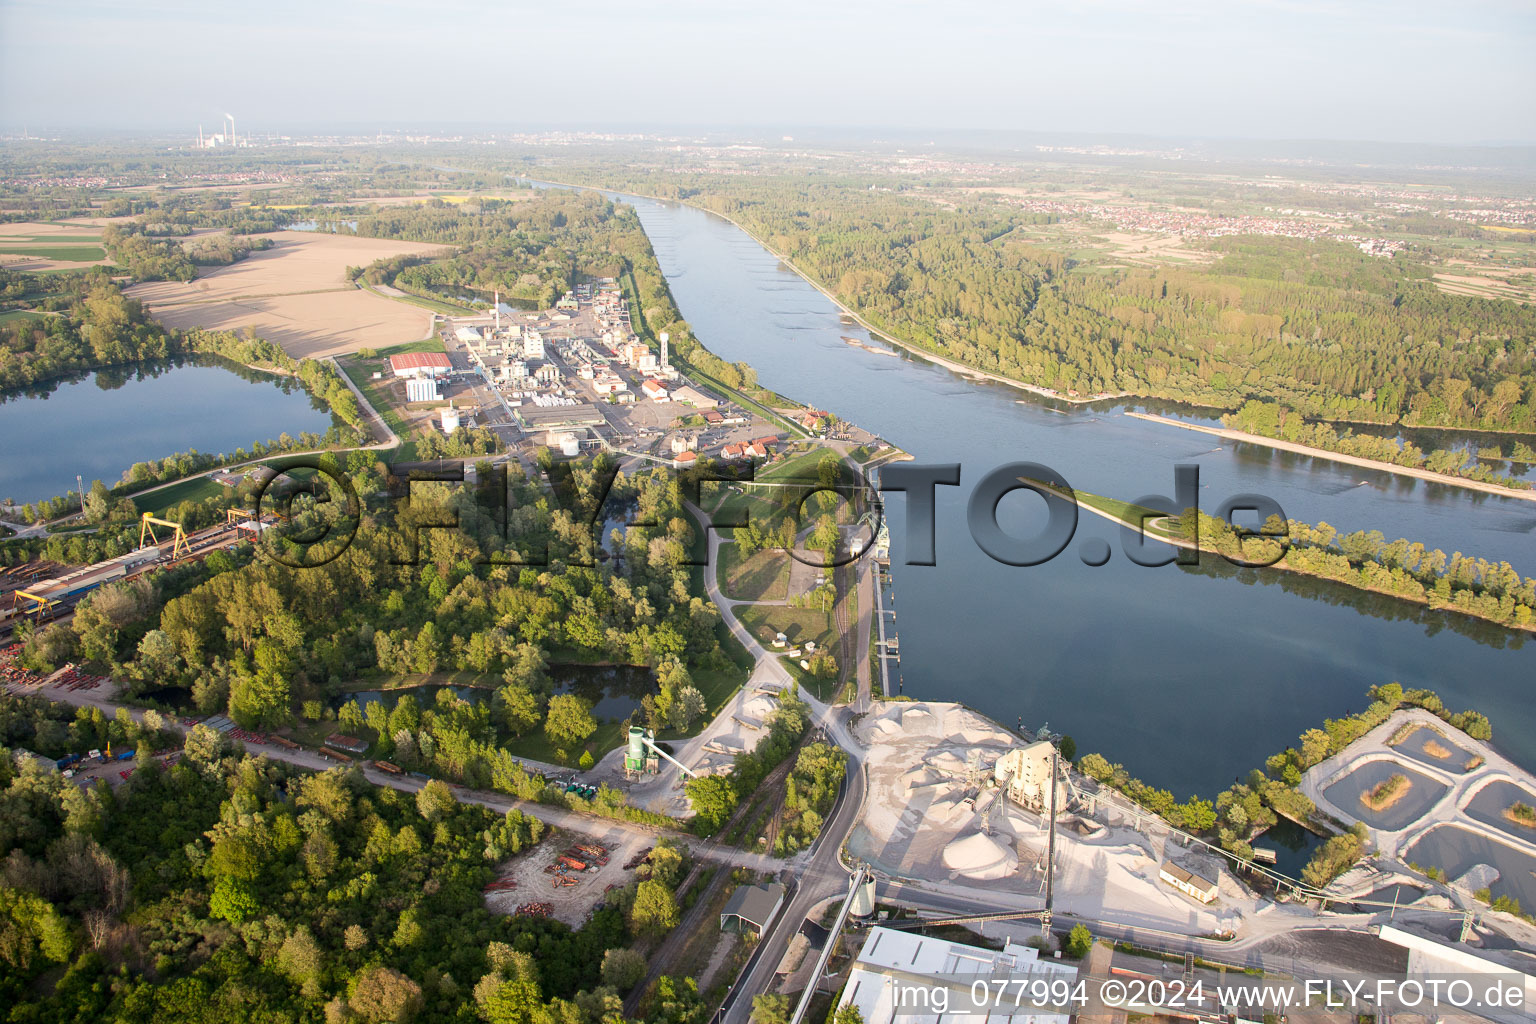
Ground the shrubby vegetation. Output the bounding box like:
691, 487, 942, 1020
0, 696, 651, 1022
1178, 508, 1536, 630
1224, 400, 1530, 488
774, 742, 847, 855
1301, 823, 1370, 889
685, 687, 812, 834
1079, 683, 1490, 874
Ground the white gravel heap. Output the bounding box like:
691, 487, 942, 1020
942, 830, 1019, 879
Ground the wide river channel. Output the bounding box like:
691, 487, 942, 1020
541, 182, 1535, 800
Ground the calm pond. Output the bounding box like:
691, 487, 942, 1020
0, 357, 337, 506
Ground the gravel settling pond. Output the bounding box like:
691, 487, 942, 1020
1389, 724, 1483, 774
1321, 759, 1449, 832
1464, 779, 1536, 846
1403, 824, 1536, 910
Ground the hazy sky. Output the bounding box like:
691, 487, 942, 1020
3, 0, 1533, 144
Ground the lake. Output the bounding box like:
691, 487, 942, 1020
537, 181, 1536, 800
0, 358, 337, 506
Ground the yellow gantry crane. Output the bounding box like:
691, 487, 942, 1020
139, 513, 190, 560
11, 588, 60, 622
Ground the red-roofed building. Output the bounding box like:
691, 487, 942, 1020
641, 379, 670, 402
673, 450, 698, 469
389, 352, 453, 378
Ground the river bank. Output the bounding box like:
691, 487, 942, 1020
520, 170, 1536, 800
516, 175, 1128, 407
1049, 479, 1536, 635
1127, 411, 1536, 504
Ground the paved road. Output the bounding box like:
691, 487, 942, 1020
683, 499, 872, 1024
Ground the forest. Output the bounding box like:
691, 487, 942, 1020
544, 171, 1536, 435
0, 688, 712, 1023
349, 191, 641, 309
17, 456, 741, 777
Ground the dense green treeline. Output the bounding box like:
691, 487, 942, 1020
0, 695, 674, 1023
545, 172, 1536, 433
99, 223, 196, 281
1079, 683, 1492, 873
1178, 508, 1536, 629
1223, 399, 1532, 488
20, 459, 736, 763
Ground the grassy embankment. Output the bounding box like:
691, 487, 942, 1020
334, 337, 449, 463
718, 543, 790, 602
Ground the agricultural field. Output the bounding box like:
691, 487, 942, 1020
0, 220, 109, 270
125, 230, 450, 358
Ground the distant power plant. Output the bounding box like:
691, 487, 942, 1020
197, 113, 243, 149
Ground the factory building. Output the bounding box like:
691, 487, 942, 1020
839, 927, 1079, 1024
389, 352, 452, 378
994, 740, 1067, 813
405, 377, 440, 403
670, 385, 718, 409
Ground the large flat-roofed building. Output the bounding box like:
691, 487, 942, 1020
839, 926, 1079, 1024
671, 384, 718, 409
516, 402, 605, 432
389, 352, 453, 378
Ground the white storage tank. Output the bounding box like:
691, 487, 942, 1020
441, 406, 461, 434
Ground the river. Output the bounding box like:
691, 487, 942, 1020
0, 357, 337, 506
520, 183, 1533, 800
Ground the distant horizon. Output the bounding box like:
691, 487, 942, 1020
4, 122, 1536, 155
3, 1, 1533, 148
